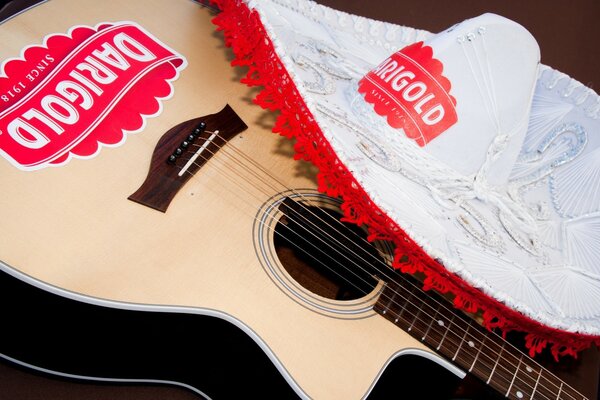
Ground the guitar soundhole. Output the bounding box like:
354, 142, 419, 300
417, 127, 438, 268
253, 190, 392, 319
273, 205, 378, 301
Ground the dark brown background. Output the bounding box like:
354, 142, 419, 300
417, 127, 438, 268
0, 0, 598, 399
319, 0, 600, 90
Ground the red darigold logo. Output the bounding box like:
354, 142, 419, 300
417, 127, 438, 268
358, 41, 457, 147
0, 22, 187, 171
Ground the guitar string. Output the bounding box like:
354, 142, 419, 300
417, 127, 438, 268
180, 131, 581, 399
175, 131, 580, 399
174, 147, 532, 397
212, 2, 580, 394
193, 129, 587, 399
177, 145, 565, 400
180, 143, 577, 400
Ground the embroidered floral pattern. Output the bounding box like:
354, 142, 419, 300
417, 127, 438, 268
211, 0, 600, 359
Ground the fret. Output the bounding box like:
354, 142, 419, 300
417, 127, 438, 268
420, 306, 462, 360
377, 284, 449, 356
487, 341, 505, 384
421, 304, 440, 341
506, 354, 522, 397
373, 280, 587, 400
483, 337, 520, 396
532, 367, 543, 398
406, 292, 429, 338
466, 331, 515, 396
374, 284, 399, 316
417, 297, 454, 349
452, 322, 470, 361
375, 283, 415, 334
506, 378, 579, 400
558, 381, 587, 400
510, 363, 564, 400
436, 314, 454, 351
453, 322, 481, 370
510, 361, 539, 400
378, 283, 413, 330
537, 369, 576, 400
556, 380, 586, 400
557, 382, 563, 399
380, 285, 399, 316
393, 284, 413, 324
437, 318, 461, 360
470, 335, 485, 372
400, 282, 458, 352
407, 304, 423, 332
425, 314, 450, 354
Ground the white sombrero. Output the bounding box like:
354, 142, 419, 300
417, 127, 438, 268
212, 0, 600, 357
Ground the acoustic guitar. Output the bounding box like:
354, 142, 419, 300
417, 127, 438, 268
0, 0, 593, 398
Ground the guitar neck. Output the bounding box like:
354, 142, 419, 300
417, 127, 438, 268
374, 280, 586, 400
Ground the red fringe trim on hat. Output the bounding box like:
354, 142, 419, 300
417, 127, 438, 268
211, 0, 600, 360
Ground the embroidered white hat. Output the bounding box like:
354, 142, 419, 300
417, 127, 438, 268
212, 0, 600, 357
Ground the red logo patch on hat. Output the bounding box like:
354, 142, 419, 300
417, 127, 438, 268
0, 22, 186, 171
358, 41, 457, 146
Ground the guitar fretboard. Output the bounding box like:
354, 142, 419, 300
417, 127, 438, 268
374, 280, 586, 400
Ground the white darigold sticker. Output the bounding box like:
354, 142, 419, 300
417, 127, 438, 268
0, 21, 187, 171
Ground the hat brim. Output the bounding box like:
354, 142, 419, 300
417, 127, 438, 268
212, 0, 600, 358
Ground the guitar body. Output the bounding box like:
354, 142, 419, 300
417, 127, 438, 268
0, 1, 465, 398
1, 264, 469, 399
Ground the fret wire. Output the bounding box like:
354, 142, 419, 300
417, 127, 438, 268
515, 362, 544, 400
378, 286, 568, 400
539, 370, 580, 400
453, 322, 469, 361
381, 305, 499, 390
386, 287, 424, 335
469, 334, 486, 372
421, 303, 440, 341
487, 341, 527, 397
407, 299, 424, 332
394, 285, 415, 322
379, 279, 584, 400
382, 287, 592, 399
378, 283, 580, 400
395, 284, 416, 323
376, 277, 587, 400
506, 354, 523, 397
471, 339, 514, 396
380, 284, 533, 395
385, 283, 585, 400
487, 341, 505, 384
532, 367, 543, 398
381, 284, 399, 316
557, 382, 563, 400
411, 288, 446, 338
437, 314, 454, 351
380, 285, 514, 392
391, 281, 460, 350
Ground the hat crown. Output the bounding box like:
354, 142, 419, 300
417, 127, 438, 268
359, 13, 541, 187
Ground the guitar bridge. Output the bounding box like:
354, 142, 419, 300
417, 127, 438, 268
128, 104, 248, 212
